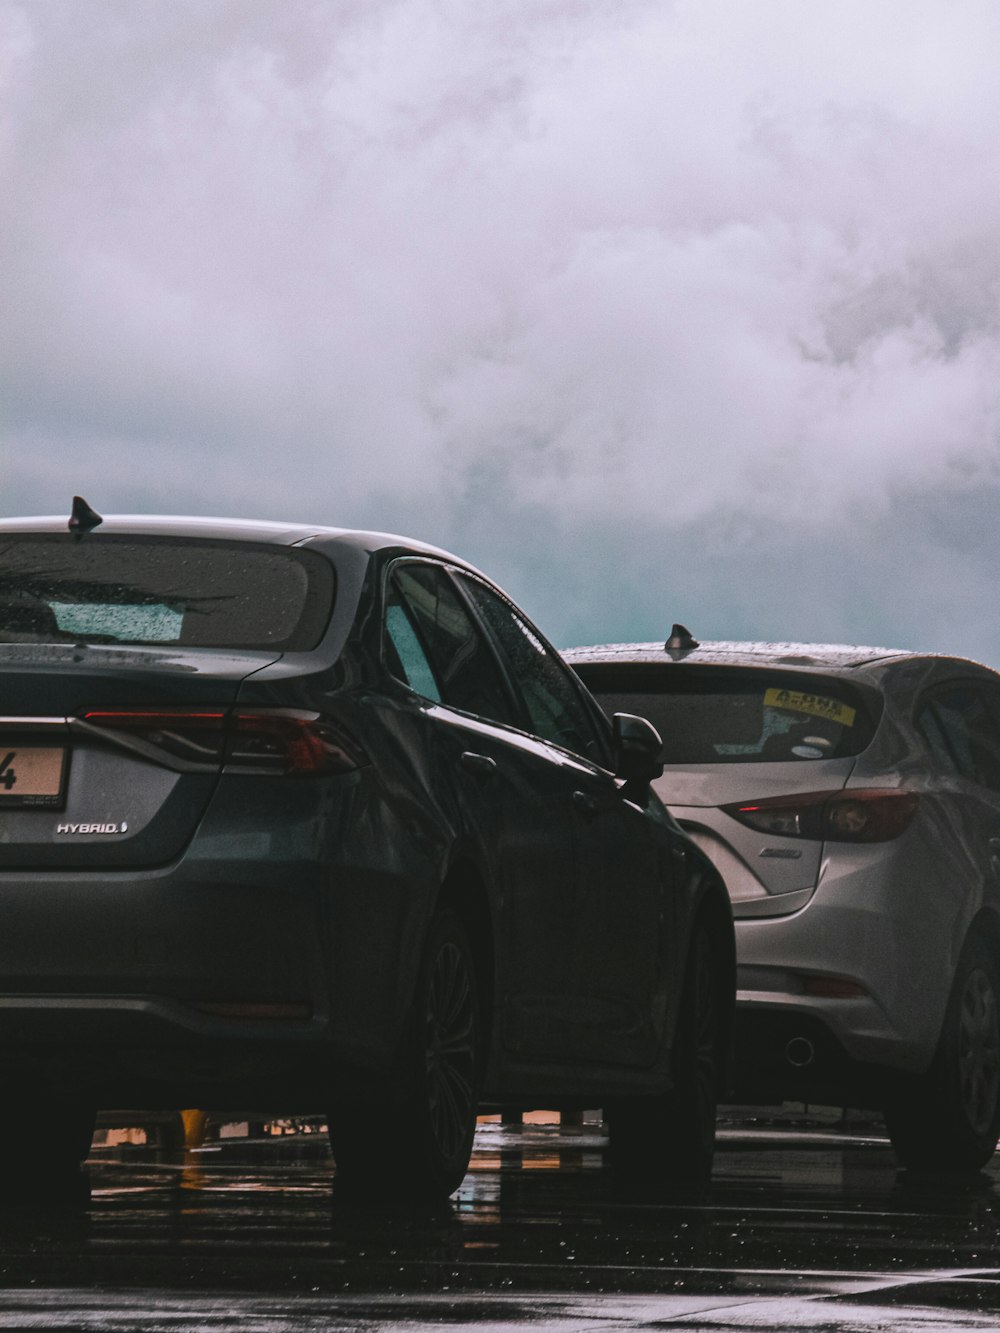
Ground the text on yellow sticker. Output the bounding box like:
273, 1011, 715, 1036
763, 688, 856, 727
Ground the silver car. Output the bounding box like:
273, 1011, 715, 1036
567, 629, 1000, 1172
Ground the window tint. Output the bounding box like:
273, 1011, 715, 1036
916, 685, 1000, 791
0, 536, 333, 651
389, 563, 516, 725
916, 704, 955, 773
384, 594, 441, 702
458, 576, 604, 760
574, 665, 875, 764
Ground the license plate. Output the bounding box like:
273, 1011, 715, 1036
0, 746, 68, 807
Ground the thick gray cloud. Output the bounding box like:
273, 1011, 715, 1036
4, 0, 1000, 658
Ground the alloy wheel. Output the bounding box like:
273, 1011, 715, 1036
691, 936, 718, 1155
424, 939, 476, 1161
958, 966, 1000, 1137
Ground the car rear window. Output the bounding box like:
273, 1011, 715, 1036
0, 536, 334, 650
573, 664, 878, 764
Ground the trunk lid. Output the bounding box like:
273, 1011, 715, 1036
656, 758, 856, 913
0, 643, 281, 869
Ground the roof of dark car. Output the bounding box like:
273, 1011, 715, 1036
563, 641, 913, 671
0, 513, 458, 560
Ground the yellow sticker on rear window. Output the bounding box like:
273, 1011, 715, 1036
763, 688, 856, 727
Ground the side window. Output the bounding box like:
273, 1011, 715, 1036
977, 688, 1000, 792
384, 587, 441, 702
917, 685, 1000, 792
457, 575, 606, 761
916, 701, 957, 774
389, 563, 517, 726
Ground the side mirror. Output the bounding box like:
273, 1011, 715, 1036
613, 712, 664, 784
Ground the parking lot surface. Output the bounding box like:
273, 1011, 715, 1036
0, 1109, 998, 1329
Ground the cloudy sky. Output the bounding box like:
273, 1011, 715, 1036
3, 1, 1000, 659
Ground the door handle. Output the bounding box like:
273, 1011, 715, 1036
460, 751, 497, 780
572, 790, 599, 819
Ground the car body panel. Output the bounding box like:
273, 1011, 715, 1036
0, 515, 735, 1118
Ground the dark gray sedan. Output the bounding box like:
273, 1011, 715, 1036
0, 503, 733, 1198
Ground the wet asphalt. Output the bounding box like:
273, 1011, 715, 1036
0, 1109, 998, 1330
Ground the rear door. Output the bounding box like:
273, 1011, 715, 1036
384, 560, 583, 1064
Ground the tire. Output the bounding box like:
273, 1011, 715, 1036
330, 908, 481, 1201
2, 1103, 95, 1181
885, 935, 1000, 1173
607, 923, 720, 1188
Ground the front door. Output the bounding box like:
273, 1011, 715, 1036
455, 573, 663, 1068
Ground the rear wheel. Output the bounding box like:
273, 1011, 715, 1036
885, 935, 1000, 1173
2, 1103, 95, 1184
330, 908, 481, 1201
607, 923, 720, 1188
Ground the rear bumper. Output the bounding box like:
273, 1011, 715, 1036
731, 1004, 913, 1109
0, 993, 322, 1041
0, 859, 326, 1007
0, 835, 426, 1107
732, 834, 962, 1087
0, 991, 401, 1110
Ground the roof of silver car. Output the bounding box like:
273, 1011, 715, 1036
562, 641, 913, 669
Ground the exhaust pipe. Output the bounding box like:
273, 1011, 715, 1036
785, 1036, 815, 1068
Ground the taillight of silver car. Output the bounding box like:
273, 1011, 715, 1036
725, 789, 919, 843
79, 709, 364, 776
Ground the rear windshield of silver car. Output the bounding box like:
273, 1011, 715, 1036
0, 536, 334, 650
576, 665, 879, 763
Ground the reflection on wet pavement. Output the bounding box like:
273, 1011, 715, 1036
0, 1111, 997, 1328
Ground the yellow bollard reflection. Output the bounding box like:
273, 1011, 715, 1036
180, 1109, 208, 1148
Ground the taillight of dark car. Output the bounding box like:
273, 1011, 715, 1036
79, 709, 364, 775
225, 711, 363, 774
725, 789, 919, 843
